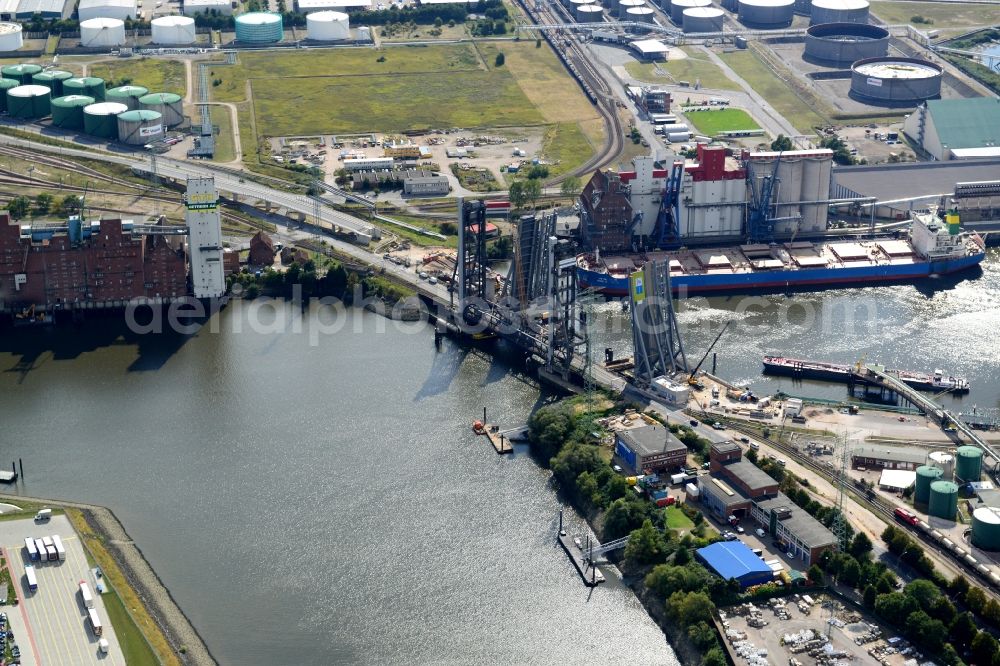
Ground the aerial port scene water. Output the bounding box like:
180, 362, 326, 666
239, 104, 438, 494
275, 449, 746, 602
1, 1, 1000, 664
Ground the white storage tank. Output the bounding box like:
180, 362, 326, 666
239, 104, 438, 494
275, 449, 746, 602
738, 0, 795, 27
0, 22, 23, 52
670, 0, 710, 23
117, 109, 164, 145
667, 131, 691, 142
575, 4, 604, 21
928, 450, 955, 480
618, 0, 644, 16
151, 15, 196, 44
809, 0, 868, 24
355, 25, 371, 41
80, 18, 127, 47
306, 11, 350, 40
626, 5, 656, 27
683, 6, 724, 31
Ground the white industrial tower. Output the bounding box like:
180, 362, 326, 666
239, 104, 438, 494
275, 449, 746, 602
185, 177, 225, 299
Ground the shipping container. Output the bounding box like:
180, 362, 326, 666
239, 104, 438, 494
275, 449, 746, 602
52, 534, 66, 561
667, 131, 691, 143
35, 538, 47, 562
80, 581, 94, 609
25, 564, 38, 591
24, 536, 39, 561
685, 482, 700, 498
670, 473, 686, 485
88, 608, 103, 636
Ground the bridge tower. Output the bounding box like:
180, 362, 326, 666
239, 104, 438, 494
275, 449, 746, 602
630, 259, 688, 389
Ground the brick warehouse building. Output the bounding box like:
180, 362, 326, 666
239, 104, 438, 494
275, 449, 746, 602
0, 216, 187, 313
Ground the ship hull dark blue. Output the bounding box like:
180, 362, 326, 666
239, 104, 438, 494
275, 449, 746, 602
577, 253, 984, 296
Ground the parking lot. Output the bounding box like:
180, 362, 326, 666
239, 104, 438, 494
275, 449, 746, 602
1, 514, 126, 666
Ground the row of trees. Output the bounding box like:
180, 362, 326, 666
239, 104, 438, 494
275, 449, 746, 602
6, 194, 81, 220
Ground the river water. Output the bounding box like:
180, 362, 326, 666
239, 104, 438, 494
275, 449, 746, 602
0, 303, 676, 666
2, 252, 998, 665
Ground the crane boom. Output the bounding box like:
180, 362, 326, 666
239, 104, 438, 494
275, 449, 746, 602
688, 321, 731, 385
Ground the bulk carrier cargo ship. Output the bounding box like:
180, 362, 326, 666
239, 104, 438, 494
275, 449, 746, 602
576, 209, 985, 296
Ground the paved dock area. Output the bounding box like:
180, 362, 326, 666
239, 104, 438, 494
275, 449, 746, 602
557, 533, 605, 587
1, 515, 126, 666
482, 425, 513, 454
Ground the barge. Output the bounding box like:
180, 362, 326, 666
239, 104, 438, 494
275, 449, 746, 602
762, 356, 970, 393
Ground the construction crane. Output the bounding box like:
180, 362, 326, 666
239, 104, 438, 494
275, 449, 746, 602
687, 320, 731, 388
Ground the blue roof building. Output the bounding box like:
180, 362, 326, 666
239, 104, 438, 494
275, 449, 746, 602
696, 541, 773, 589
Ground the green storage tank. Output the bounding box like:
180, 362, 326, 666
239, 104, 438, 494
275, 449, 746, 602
31, 69, 73, 97
972, 507, 1000, 551
956, 446, 983, 482
1, 63, 42, 84
914, 465, 943, 508
0, 78, 19, 112
51, 95, 95, 131
928, 480, 959, 521
83, 101, 129, 139
105, 85, 149, 110
138, 92, 183, 127
63, 77, 106, 101
116, 109, 164, 145
6, 84, 51, 119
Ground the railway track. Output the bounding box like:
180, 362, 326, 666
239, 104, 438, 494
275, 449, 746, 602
517, 0, 625, 183
696, 411, 1000, 599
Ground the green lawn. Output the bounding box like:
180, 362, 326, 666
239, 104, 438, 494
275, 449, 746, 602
685, 108, 761, 136
718, 50, 826, 133
869, 1, 1000, 29
88, 58, 186, 96
625, 50, 741, 91
101, 582, 160, 666
539, 122, 594, 177
210, 106, 235, 163
665, 505, 695, 530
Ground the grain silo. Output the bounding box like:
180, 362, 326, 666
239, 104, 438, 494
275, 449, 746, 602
117, 109, 164, 145
914, 465, 943, 508
618, 0, 644, 16
51, 95, 96, 130
105, 85, 149, 110
83, 101, 128, 139
928, 480, 959, 521
809, 0, 868, 24
234, 12, 284, 43
31, 70, 73, 97
972, 507, 1000, 551
850, 57, 942, 104
139, 92, 183, 127
306, 11, 350, 40
0, 23, 23, 52
6, 84, 51, 119
671, 0, 710, 21
0, 78, 18, 112
804, 23, 889, 67
80, 18, 127, 47
1, 64, 42, 85
928, 450, 955, 480
956, 446, 984, 483
63, 77, 106, 101
738, 0, 794, 27
151, 15, 197, 45
575, 4, 604, 21
683, 6, 724, 31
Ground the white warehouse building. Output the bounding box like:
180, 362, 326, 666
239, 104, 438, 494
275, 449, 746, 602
183, 0, 232, 15
78, 0, 136, 21
343, 156, 393, 171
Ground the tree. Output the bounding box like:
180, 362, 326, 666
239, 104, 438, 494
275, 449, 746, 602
904, 579, 940, 611
494, 51, 505, 67
949, 611, 978, 652
604, 497, 653, 540
6, 195, 29, 220
971, 630, 999, 666
524, 178, 542, 208
875, 592, 918, 621
948, 575, 970, 599
535, 37, 541, 47
701, 647, 727, 666
508, 180, 528, 209
673, 544, 690, 566
687, 621, 717, 650
560, 176, 582, 196
526, 403, 574, 461
863, 585, 877, 609
965, 586, 988, 615
839, 557, 862, 588
550, 440, 604, 490
575, 470, 602, 510
666, 589, 715, 625
808, 564, 825, 586
928, 596, 956, 626
770, 134, 793, 151
983, 598, 1000, 626
59, 194, 82, 216
904, 610, 946, 649
625, 519, 668, 565
849, 532, 873, 560
434, 16, 442, 26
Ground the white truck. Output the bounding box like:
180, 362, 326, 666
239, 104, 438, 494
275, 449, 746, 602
79, 581, 94, 609
52, 534, 66, 561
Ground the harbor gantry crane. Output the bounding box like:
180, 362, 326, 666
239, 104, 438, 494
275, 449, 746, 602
687, 320, 731, 388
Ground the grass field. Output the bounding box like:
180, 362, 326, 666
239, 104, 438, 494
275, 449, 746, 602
665, 506, 694, 530
88, 58, 186, 96
539, 122, 594, 177
101, 583, 160, 666
718, 50, 826, 133
685, 108, 761, 135
625, 48, 741, 91
869, 1, 1000, 29
210, 106, 235, 163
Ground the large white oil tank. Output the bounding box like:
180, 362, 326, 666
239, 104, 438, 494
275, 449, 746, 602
151, 15, 196, 44
306, 11, 350, 40
0, 22, 23, 52
929, 450, 955, 480
80, 18, 127, 47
